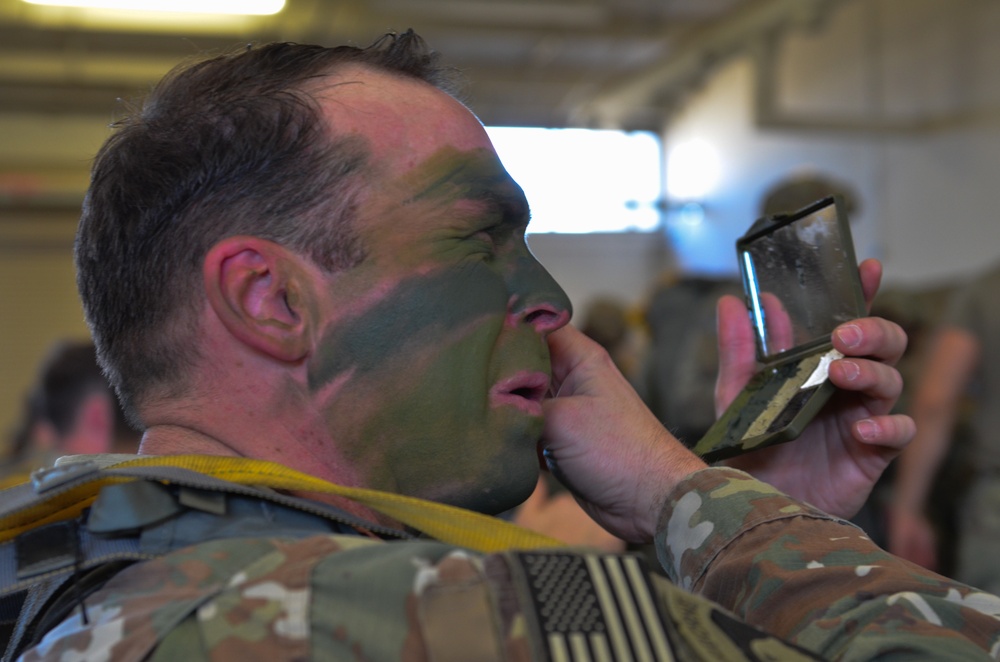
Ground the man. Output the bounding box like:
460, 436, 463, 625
2, 31, 997, 660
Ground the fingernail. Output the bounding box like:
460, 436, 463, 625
840, 360, 860, 381
835, 324, 862, 348
856, 419, 878, 441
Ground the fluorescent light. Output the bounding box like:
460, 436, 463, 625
21, 0, 284, 15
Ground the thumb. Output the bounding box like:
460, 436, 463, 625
715, 294, 757, 416
547, 325, 602, 397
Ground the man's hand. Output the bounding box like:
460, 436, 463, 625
717, 258, 915, 518
541, 325, 707, 543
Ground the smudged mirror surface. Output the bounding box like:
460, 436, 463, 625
741, 199, 861, 360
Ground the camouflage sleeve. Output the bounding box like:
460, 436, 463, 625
16, 528, 817, 662
654, 466, 1000, 660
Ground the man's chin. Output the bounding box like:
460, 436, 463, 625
450, 468, 540, 516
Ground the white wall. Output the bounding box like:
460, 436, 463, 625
662, 0, 1000, 287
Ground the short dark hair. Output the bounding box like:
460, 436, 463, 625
76, 31, 459, 422
6, 340, 136, 459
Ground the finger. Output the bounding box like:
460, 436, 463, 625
832, 317, 908, 365
859, 258, 883, 310
852, 413, 916, 450
828, 357, 904, 403
715, 294, 758, 414
546, 325, 593, 393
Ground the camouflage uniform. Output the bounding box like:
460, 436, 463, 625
5, 459, 1000, 661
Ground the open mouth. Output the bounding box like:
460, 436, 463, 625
491, 372, 549, 414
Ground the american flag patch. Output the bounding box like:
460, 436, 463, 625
512, 551, 675, 662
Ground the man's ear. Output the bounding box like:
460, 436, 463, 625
203, 236, 318, 363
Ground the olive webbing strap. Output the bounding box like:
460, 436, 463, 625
0, 455, 563, 553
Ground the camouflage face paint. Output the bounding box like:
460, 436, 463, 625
307, 145, 571, 515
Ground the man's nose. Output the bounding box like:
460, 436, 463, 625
508, 258, 573, 334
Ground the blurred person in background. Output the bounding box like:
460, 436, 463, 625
1, 339, 138, 488
889, 263, 1000, 594
637, 274, 741, 447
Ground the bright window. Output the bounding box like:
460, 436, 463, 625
486, 127, 662, 234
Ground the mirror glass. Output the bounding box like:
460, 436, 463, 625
740, 201, 859, 359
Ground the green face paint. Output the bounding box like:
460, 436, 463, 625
307, 146, 571, 514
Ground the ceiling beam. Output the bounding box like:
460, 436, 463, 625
571, 0, 847, 127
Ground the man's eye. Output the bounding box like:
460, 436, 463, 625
468, 222, 518, 257
471, 227, 502, 250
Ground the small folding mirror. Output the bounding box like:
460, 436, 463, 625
693, 196, 865, 462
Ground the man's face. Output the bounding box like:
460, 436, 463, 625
305, 68, 571, 514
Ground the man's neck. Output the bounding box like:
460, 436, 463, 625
137, 423, 401, 531
138, 424, 243, 458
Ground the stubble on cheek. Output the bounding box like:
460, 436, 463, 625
314, 320, 503, 499
304, 265, 511, 482
307, 265, 506, 391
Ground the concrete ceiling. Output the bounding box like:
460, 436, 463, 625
0, 0, 843, 213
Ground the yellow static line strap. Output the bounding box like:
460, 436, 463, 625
0, 472, 31, 493
0, 455, 564, 554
